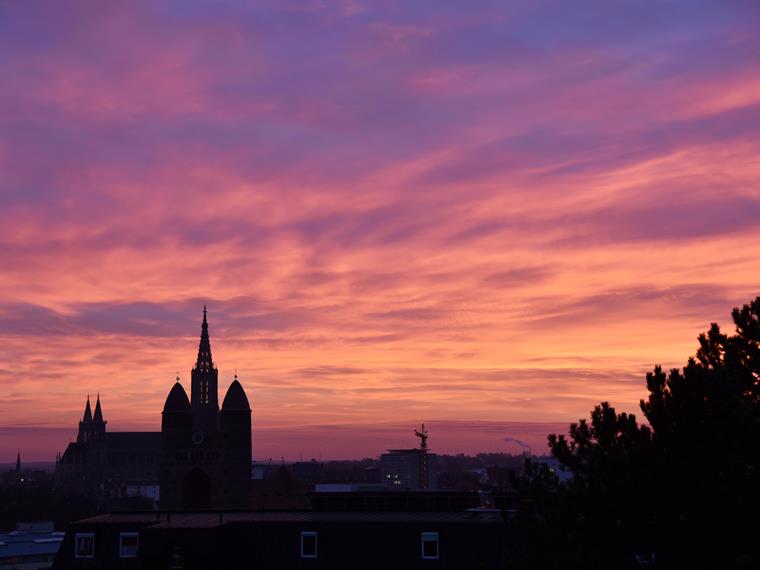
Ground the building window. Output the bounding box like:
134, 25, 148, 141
75, 532, 95, 558
119, 532, 139, 558
300, 531, 317, 558
421, 532, 439, 560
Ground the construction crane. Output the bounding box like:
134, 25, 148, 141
414, 423, 429, 489
414, 423, 428, 450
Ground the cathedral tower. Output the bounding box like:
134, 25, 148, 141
77, 394, 106, 443
159, 308, 252, 509
190, 306, 219, 431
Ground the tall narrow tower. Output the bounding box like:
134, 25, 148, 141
77, 396, 93, 443
91, 394, 106, 438
191, 306, 219, 431
160, 308, 253, 509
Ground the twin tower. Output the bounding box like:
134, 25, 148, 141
160, 307, 252, 509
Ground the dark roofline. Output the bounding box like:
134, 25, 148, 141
104, 431, 161, 436
72, 509, 507, 528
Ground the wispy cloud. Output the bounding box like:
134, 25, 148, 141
0, 0, 759, 460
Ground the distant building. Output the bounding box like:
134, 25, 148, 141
56, 394, 161, 505
381, 449, 438, 490
292, 460, 325, 482
0, 522, 63, 570
1, 452, 24, 487
531, 456, 573, 483
250, 461, 274, 480
56, 308, 253, 510
380, 425, 437, 490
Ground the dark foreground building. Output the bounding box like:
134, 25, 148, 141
56, 308, 252, 509
52, 510, 507, 569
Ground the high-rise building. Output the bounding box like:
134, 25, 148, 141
380, 425, 437, 490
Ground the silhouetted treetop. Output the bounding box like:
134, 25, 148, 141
641, 297, 760, 448
515, 296, 760, 569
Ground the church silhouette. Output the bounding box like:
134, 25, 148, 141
57, 308, 252, 509
160, 307, 252, 508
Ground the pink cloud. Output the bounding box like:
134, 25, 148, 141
0, 0, 759, 461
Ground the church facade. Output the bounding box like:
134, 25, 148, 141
159, 307, 252, 508
57, 308, 252, 509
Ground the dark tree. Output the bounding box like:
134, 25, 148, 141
514, 297, 760, 569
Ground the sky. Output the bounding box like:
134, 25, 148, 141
1, 0, 759, 461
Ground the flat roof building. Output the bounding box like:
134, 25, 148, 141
52, 510, 507, 569
0, 524, 63, 570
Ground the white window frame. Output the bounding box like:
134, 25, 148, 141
300, 531, 318, 558
75, 532, 95, 559
119, 532, 139, 558
421, 531, 439, 560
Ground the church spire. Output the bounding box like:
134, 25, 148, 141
93, 393, 104, 423
16, 451, 21, 473
190, 305, 220, 430
195, 305, 214, 372
83, 395, 93, 423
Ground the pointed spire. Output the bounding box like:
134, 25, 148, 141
195, 305, 214, 372
16, 451, 21, 473
93, 393, 104, 423
83, 395, 93, 423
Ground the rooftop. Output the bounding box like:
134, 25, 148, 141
0, 530, 64, 559
75, 510, 504, 529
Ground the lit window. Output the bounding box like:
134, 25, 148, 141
75, 533, 94, 558
421, 532, 439, 560
119, 532, 139, 558
300, 531, 317, 558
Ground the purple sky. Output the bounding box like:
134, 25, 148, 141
1, 0, 760, 461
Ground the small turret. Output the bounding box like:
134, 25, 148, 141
88, 394, 107, 438
78, 396, 95, 443
93, 394, 104, 423
83, 395, 92, 423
